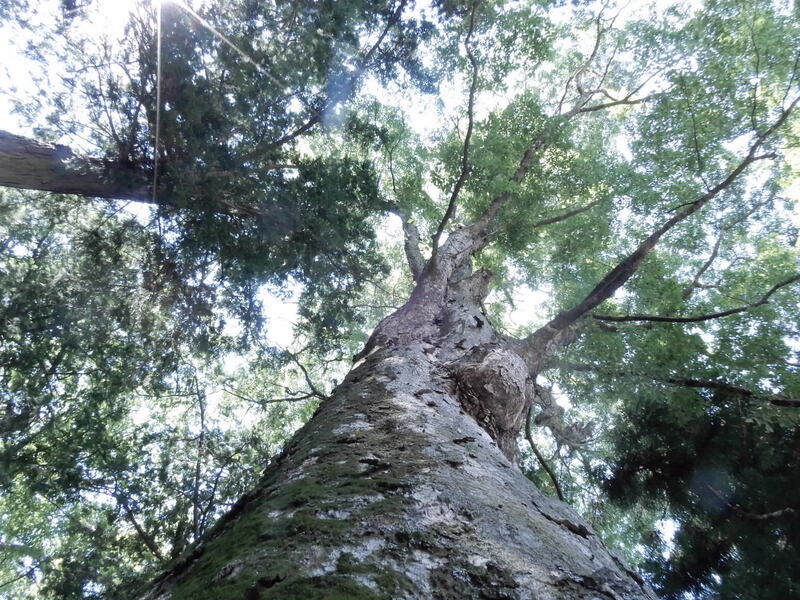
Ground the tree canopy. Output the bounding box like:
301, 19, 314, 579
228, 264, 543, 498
1, 0, 799, 598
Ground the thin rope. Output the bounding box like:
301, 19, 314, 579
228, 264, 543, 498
152, 0, 162, 206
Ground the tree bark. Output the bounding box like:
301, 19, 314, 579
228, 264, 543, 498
0, 130, 149, 201
141, 262, 655, 600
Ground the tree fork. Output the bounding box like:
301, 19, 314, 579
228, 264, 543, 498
141, 263, 654, 599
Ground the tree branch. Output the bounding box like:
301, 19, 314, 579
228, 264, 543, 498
0, 130, 149, 200
530, 197, 605, 229
520, 94, 799, 361
119, 496, 166, 562
222, 387, 320, 405
432, 0, 480, 259
269, 0, 409, 147
0, 129, 270, 217
682, 193, 773, 299
593, 274, 799, 324
683, 233, 723, 300
573, 92, 654, 115
705, 483, 796, 520
467, 62, 658, 248
525, 404, 566, 502
663, 376, 800, 408
284, 349, 328, 400
548, 361, 800, 409
388, 203, 426, 281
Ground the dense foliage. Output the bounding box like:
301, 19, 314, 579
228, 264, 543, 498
1, 0, 798, 598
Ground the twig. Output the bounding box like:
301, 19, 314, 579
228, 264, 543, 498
525, 405, 566, 502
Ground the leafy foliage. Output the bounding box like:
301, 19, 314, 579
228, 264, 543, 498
1, 0, 799, 598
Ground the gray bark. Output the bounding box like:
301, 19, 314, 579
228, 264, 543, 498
141, 258, 656, 600
0, 130, 149, 201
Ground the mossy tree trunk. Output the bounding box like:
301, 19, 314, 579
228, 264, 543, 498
0, 128, 656, 596
141, 235, 656, 600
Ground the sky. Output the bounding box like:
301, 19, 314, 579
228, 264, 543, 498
13, 0, 795, 572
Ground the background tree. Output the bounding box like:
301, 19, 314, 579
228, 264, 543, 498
0, 0, 798, 598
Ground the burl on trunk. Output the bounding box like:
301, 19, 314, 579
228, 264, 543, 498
142, 255, 655, 600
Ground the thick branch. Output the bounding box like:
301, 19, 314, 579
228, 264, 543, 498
522, 94, 798, 357
0, 130, 271, 217
400, 216, 426, 281
0, 130, 148, 200
594, 274, 799, 324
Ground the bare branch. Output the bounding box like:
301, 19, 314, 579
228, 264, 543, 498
0, 570, 35, 591
683, 234, 723, 300
677, 74, 710, 189
746, 17, 762, 135
432, 0, 481, 258
119, 496, 166, 562
525, 405, 566, 502
663, 376, 800, 408
705, 483, 796, 520
285, 349, 328, 400
594, 274, 799, 324
573, 92, 654, 115
270, 0, 409, 147
222, 387, 320, 405
530, 197, 605, 229
549, 361, 800, 409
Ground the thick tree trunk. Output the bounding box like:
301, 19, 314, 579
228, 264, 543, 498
0, 130, 149, 200
142, 265, 655, 600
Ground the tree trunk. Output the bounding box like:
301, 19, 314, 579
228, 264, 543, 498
141, 264, 655, 600
0, 130, 149, 201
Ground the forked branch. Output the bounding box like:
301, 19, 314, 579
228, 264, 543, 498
521, 94, 799, 358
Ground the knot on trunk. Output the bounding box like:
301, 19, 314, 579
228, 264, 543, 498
449, 344, 529, 462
